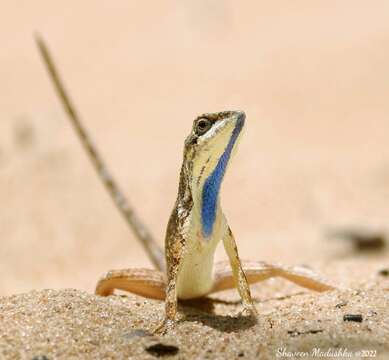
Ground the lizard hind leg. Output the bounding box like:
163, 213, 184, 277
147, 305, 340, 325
95, 268, 166, 300
212, 260, 336, 294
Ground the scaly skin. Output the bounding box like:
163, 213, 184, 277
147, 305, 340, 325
35, 37, 336, 336
95, 111, 336, 334
161, 111, 256, 331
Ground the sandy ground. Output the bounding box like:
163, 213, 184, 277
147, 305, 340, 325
1, 1, 389, 358
0, 274, 388, 359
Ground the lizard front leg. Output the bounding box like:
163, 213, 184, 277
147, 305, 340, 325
153, 270, 179, 334
154, 234, 185, 334
222, 227, 258, 316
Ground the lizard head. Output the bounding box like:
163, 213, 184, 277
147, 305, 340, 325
183, 110, 245, 238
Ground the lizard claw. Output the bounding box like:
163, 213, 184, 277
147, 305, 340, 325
240, 303, 258, 317
153, 318, 175, 335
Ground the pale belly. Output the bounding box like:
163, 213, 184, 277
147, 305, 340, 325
176, 242, 217, 299
176, 213, 225, 299
176, 207, 228, 299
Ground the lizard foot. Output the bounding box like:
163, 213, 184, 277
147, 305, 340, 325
153, 318, 175, 335
240, 303, 258, 317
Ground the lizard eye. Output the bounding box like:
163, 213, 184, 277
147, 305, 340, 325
195, 118, 212, 135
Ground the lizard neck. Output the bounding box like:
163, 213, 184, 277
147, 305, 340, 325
177, 149, 225, 242
192, 117, 244, 239
191, 181, 223, 240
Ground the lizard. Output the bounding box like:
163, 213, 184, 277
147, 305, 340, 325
36, 36, 336, 334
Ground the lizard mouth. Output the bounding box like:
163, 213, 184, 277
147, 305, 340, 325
235, 111, 246, 129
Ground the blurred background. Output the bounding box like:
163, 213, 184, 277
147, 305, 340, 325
1, 1, 389, 296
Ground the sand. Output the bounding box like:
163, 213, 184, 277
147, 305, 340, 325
1, 270, 388, 359
2, 1, 389, 359
1, 260, 389, 359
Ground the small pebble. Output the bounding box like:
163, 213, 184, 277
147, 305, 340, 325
378, 269, 389, 277
343, 314, 363, 322
335, 301, 348, 309
328, 228, 387, 251
145, 343, 179, 357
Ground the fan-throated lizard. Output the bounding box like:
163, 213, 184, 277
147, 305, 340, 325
36, 36, 336, 334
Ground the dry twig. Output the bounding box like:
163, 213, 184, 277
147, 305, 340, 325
35, 34, 165, 271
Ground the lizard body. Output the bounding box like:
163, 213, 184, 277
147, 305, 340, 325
95, 111, 334, 331
36, 37, 336, 334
